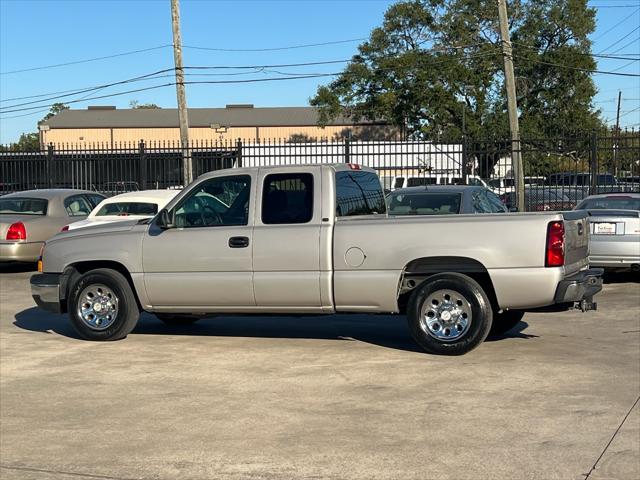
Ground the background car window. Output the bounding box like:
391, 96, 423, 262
472, 191, 494, 213
577, 197, 640, 210
96, 202, 158, 216
0, 198, 48, 215
486, 191, 508, 213
388, 193, 461, 215
64, 195, 93, 217
336, 171, 386, 216
262, 173, 313, 224
174, 175, 251, 228
86, 193, 106, 209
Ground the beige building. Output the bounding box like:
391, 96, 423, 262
39, 104, 395, 148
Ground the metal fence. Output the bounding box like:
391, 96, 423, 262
1, 130, 638, 211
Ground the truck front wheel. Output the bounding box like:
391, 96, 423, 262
68, 268, 140, 341
407, 273, 493, 355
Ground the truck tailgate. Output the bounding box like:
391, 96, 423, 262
562, 211, 590, 274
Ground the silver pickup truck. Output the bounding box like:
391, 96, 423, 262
31, 164, 602, 355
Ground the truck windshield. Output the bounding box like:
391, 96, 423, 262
335, 171, 386, 216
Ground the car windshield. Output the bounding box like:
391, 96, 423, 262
0, 197, 48, 215
388, 192, 461, 215
577, 197, 640, 211
95, 202, 158, 216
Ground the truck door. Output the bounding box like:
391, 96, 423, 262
252, 167, 323, 308
142, 173, 256, 308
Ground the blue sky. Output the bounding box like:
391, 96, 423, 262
0, 0, 638, 143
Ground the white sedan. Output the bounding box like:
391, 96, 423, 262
65, 190, 180, 231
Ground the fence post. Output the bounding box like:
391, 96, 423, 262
236, 138, 243, 168
590, 130, 598, 195
138, 140, 147, 190
344, 133, 351, 163
46, 143, 54, 188
462, 135, 468, 184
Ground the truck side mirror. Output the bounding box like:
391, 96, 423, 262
157, 208, 175, 229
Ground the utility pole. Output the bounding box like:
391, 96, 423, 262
171, 0, 192, 186
497, 0, 524, 212
613, 90, 622, 175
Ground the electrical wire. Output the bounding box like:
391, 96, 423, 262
597, 25, 640, 52
0, 45, 171, 76
182, 38, 366, 52
0, 69, 175, 111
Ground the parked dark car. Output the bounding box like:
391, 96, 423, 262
387, 186, 508, 215
500, 188, 574, 212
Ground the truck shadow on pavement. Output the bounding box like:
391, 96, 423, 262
14, 307, 535, 353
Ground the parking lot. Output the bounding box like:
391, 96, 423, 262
0, 265, 638, 480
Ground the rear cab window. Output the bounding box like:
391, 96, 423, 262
0, 197, 48, 215
335, 171, 386, 217
262, 173, 314, 224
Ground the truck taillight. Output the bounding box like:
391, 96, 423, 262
61, 225, 69, 232
347, 163, 362, 170
6, 222, 26, 241
545, 221, 565, 267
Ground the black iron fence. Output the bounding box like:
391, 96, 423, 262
1, 130, 638, 211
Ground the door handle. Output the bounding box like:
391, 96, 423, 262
229, 236, 250, 248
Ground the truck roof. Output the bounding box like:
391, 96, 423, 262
195, 163, 377, 182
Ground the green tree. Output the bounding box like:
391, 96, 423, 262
311, 0, 601, 140
0, 132, 40, 151
129, 100, 161, 109
41, 102, 70, 122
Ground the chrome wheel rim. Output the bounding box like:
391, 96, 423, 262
420, 289, 472, 342
77, 284, 119, 331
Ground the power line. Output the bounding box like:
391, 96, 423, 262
0, 69, 175, 111
592, 7, 640, 40
0, 45, 171, 76
512, 41, 639, 60
597, 25, 640, 52
609, 36, 640, 54
516, 56, 640, 76
183, 37, 366, 52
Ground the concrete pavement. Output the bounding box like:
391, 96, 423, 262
1, 266, 639, 480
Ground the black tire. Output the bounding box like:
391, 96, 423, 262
155, 314, 200, 325
407, 273, 493, 355
489, 310, 525, 336
68, 268, 139, 341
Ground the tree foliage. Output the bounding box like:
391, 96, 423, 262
129, 100, 161, 109
41, 103, 70, 122
310, 0, 602, 140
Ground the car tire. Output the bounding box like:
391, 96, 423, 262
68, 268, 139, 341
407, 273, 493, 355
489, 310, 525, 336
156, 314, 200, 325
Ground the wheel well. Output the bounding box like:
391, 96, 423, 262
63, 261, 142, 311
398, 256, 499, 314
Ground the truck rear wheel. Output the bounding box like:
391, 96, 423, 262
68, 268, 139, 341
490, 310, 525, 336
407, 273, 493, 355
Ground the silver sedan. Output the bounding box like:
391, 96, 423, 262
0, 189, 105, 262
575, 193, 640, 272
